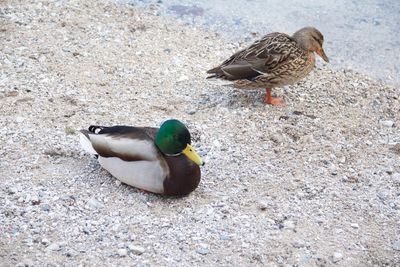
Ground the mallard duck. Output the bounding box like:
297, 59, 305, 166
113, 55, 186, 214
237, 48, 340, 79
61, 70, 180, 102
79, 119, 204, 196
207, 27, 329, 105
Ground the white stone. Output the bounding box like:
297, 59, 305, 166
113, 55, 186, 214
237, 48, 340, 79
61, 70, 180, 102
16, 117, 25, 123
117, 248, 128, 257
380, 120, 394, 127
87, 198, 104, 209
332, 252, 343, 263
47, 243, 61, 251
392, 240, 400, 251
350, 223, 359, 229
212, 140, 221, 147
129, 245, 145, 255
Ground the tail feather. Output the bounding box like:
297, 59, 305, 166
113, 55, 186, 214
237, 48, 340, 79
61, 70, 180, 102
206, 66, 224, 78
79, 130, 98, 155
207, 66, 219, 74
88, 125, 106, 134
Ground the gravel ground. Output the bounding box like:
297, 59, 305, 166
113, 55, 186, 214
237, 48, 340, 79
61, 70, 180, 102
1, 1, 400, 266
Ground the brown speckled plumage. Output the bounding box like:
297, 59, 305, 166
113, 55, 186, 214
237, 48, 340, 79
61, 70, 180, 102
207, 27, 329, 105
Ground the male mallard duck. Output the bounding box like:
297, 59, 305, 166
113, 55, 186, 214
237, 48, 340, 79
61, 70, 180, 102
207, 27, 329, 105
79, 119, 204, 196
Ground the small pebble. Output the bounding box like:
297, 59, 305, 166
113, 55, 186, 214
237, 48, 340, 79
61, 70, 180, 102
299, 253, 312, 263
380, 120, 394, 127
220, 234, 232, 241
332, 252, 343, 263
64, 248, 78, 258
47, 243, 61, 251
16, 116, 25, 123
377, 191, 388, 201
30, 196, 40, 205
7, 187, 17, 195
212, 140, 221, 148
335, 228, 344, 234
258, 201, 267, 211
41, 204, 51, 212
129, 245, 145, 255
392, 240, 400, 251
196, 248, 210, 255
338, 156, 346, 163
350, 223, 359, 229
117, 248, 128, 257
86, 198, 104, 209
292, 240, 305, 248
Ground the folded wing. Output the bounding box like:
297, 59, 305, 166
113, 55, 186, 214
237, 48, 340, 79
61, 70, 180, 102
79, 126, 160, 162
207, 32, 299, 81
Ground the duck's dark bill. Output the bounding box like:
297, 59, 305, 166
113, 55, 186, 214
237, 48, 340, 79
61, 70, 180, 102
182, 144, 204, 166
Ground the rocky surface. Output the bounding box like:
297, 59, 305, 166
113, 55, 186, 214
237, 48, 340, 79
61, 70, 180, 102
1, 0, 399, 266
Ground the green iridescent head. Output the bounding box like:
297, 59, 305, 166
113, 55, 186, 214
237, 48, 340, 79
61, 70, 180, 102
155, 119, 203, 166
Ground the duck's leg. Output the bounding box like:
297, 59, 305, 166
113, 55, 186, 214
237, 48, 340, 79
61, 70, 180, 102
264, 88, 285, 106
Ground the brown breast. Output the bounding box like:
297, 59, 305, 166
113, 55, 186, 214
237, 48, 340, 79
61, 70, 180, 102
162, 155, 201, 196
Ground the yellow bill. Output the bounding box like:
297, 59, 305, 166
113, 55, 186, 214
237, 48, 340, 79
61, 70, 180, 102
182, 144, 204, 166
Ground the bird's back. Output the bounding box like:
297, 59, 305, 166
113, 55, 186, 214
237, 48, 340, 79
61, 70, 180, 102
207, 32, 314, 88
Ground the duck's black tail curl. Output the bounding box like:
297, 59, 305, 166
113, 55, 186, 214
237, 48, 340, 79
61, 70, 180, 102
88, 125, 106, 134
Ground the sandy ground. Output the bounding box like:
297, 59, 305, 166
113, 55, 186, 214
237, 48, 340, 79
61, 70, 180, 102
1, 1, 400, 266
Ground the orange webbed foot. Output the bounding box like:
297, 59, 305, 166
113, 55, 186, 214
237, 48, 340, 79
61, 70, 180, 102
264, 96, 286, 106
264, 88, 286, 106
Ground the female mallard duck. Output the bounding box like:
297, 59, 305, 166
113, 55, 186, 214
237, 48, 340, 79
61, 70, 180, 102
207, 27, 329, 105
79, 119, 204, 196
